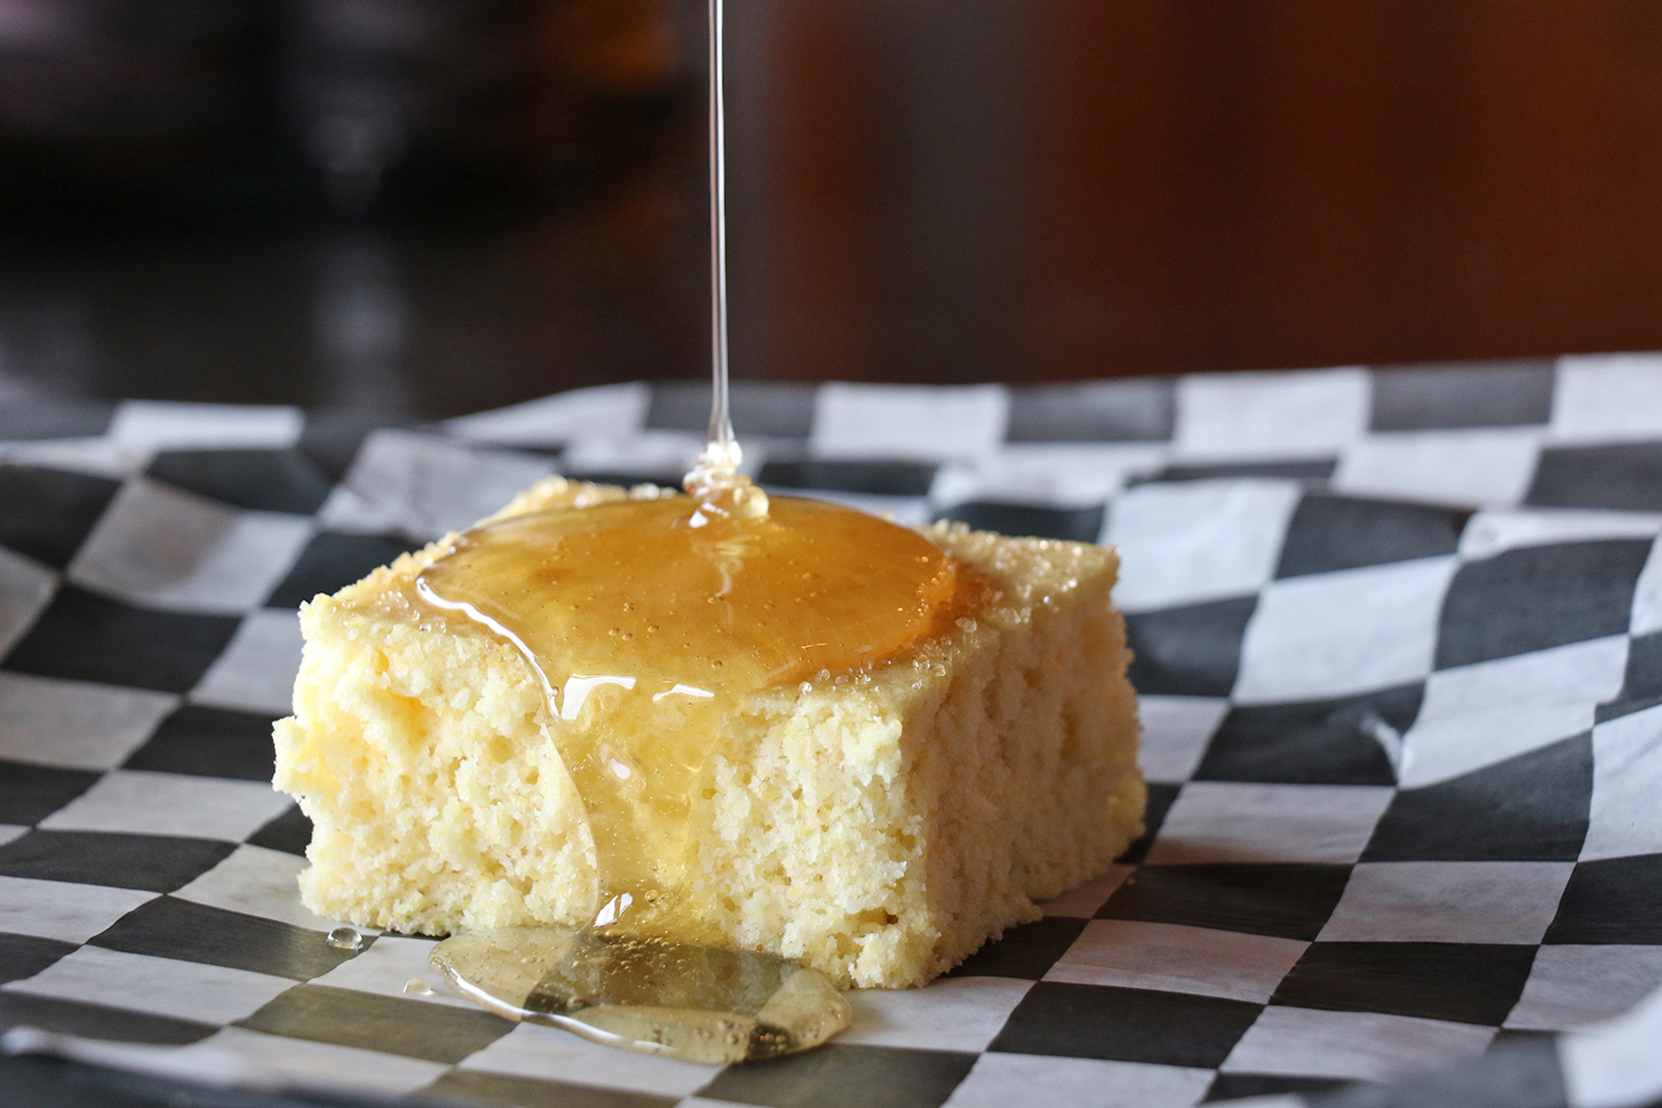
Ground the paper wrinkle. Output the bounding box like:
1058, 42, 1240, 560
7, 946, 296, 1026
318, 428, 555, 540
2, 1027, 288, 1091
1048, 920, 1306, 1004
1220, 1007, 1496, 1084
942, 1053, 1214, 1108
811, 382, 1009, 461
930, 443, 1168, 509
1174, 366, 1368, 460
1144, 782, 1394, 866
1582, 704, 1662, 860
0, 875, 157, 944
560, 428, 707, 481
67, 478, 313, 614
1136, 696, 1231, 783
0, 544, 57, 656
109, 401, 303, 452
1560, 982, 1662, 1108
181, 1027, 449, 1096
1399, 636, 1628, 788
1508, 946, 1662, 1032
1629, 536, 1662, 636
1315, 861, 1575, 944
1231, 555, 1458, 705
1460, 508, 1662, 560
840, 978, 1034, 1052
172, 844, 358, 933
0, 436, 146, 478
1550, 353, 1662, 444
189, 608, 307, 715
444, 382, 650, 447
1108, 478, 1303, 612
1332, 426, 1543, 509
0, 671, 178, 770
457, 1021, 722, 1098
38, 768, 293, 842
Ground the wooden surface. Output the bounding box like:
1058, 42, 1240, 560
733, 0, 1662, 383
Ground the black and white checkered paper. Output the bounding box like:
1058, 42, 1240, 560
3, 355, 1662, 1108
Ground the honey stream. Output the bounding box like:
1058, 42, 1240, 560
415, 0, 956, 1061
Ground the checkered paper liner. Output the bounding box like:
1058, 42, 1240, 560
2, 355, 1662, 1108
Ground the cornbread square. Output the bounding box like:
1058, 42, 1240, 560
273, 477, 1143, 989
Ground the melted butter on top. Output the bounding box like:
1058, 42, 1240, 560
413, 490, 955, 939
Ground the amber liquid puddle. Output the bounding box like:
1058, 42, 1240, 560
431, 924, 852, 1063
418, 495, 953, 1060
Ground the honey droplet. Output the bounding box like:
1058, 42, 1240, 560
431, 926, 851, 1064
326, 926, 366, 951
404, 977, 434, 996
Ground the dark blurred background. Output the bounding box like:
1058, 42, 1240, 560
2, 0, 1662, 417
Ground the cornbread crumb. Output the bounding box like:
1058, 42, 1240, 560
273, 477, 1143, 989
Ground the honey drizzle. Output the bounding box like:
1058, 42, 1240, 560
707, 0, 732, 455
415, 495, 954, 938
416, 0, 931, 1063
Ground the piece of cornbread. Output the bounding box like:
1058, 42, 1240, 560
273, 477, 1143, 989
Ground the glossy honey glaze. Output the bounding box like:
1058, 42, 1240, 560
413, 492, 955, 939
